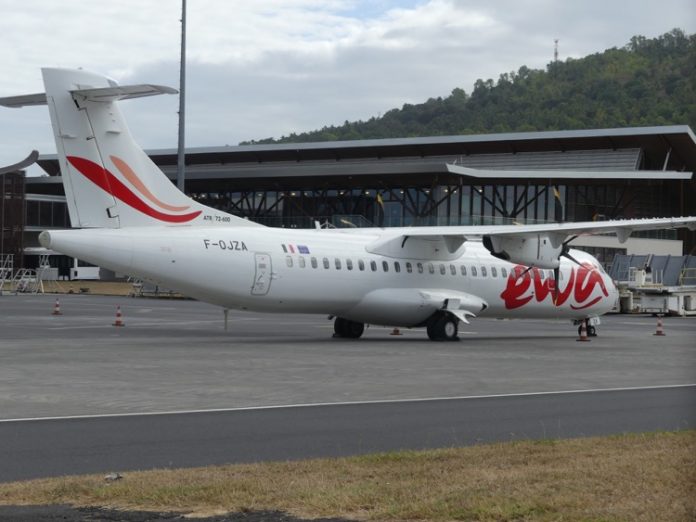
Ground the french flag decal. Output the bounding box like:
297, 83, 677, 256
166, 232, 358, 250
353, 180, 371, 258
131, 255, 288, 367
282, 244, 310, 254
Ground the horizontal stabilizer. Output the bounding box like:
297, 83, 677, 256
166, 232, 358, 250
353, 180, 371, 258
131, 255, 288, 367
72, 84, 178, 102
0, 84, 177, 108
0, 93, 47, 108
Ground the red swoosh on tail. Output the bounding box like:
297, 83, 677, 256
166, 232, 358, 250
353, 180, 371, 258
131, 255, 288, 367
67, 156, 201, 223
110, 155, 190, 212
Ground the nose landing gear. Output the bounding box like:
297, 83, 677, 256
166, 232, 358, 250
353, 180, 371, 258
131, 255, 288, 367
577, 319, 598, 337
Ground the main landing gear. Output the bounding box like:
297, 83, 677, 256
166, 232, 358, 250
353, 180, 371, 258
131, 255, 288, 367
333, 317, 365, 339
426, 312, 459, 342
332, 313, 461, 342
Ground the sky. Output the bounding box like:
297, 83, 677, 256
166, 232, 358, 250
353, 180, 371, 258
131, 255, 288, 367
0, 0, 694, 176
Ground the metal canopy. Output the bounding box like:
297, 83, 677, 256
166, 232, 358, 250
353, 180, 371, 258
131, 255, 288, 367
33, 125, 696, 187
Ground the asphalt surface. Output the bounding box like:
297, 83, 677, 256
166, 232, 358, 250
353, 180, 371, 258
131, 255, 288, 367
0, 294, 694, 482
1, 385, 694, 482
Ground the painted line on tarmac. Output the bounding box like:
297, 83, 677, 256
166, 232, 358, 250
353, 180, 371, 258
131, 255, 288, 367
0, 383, 693, 424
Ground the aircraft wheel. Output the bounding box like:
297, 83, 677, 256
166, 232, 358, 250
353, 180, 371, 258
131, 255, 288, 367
344, 320, 365, 338
334, 317, 347, 337
333, 317, 364, 339
427, 313, 459, 341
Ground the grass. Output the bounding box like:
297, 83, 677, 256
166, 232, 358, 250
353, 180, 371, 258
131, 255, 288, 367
1, 431, 694, 521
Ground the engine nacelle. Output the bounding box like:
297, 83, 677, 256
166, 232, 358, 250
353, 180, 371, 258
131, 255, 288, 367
483, 234, 562, 269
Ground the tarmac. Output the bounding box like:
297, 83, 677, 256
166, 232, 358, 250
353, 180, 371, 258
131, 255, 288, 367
1, 293, 694, 420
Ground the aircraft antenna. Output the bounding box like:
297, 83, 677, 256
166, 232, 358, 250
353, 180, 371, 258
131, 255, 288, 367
177, 0, 187, 192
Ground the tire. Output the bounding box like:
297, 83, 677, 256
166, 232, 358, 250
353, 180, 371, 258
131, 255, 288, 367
333, 317, 364, 339
334, 317, 347, 337
344, 321, 365, 339
427, 313, 459, 341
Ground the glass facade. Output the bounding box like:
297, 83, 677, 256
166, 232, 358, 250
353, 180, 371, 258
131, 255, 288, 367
25, 199, 69, 229
188, 179, 677, 238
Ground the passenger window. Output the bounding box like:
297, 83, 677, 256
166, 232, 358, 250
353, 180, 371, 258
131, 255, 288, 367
471, 266, 477, 277
382, 260, 389, 272
491, 266, 497, 277
461, 265, 467, 276
417, 262, 424, 274
346, 259, 353, 271
428, 263, 435, 274
311, 257, 318, 269
358, 259, 365, 271
286, 256, 293, 268
439, 264, 446, 275
450, 264, 456, 276
501, 267, 507, 278
539, 270, 545, 280
394, 261, 401, 273
335, 258, 342, 270
299, 257, 306, 268
370, 260, 377, 271
406, 262, 413, 273
481, 266, 487, 277
323, 257, 330, 269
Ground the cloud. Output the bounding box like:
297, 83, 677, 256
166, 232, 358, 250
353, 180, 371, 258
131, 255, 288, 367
1, 0, 694, 174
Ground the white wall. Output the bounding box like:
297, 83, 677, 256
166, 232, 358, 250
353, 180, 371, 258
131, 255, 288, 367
572, 236, 683, 256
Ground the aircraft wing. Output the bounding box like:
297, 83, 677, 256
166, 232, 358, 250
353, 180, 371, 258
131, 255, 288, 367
365, 216, 696, 265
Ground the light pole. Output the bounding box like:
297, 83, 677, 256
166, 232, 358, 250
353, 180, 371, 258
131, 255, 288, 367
177, 0, 187, 192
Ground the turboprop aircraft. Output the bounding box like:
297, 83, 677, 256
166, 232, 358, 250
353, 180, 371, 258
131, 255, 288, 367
2, 68, 695, 340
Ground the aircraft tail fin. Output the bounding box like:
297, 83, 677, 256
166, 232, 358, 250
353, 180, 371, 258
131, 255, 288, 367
0, 68, 261, 229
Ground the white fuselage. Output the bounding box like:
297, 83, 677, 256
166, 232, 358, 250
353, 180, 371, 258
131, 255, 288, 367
41, 226, 618, 327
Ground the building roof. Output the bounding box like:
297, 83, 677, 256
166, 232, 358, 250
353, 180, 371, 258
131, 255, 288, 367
32, 125, 696, 192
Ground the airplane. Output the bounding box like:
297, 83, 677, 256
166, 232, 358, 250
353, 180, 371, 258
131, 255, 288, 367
2, 68, 695, 341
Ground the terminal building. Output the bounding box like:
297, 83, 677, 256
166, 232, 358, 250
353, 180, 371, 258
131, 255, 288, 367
2, 124, 695, 281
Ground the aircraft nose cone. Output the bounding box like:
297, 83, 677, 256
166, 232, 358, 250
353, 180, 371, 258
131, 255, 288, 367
38, 230, 52, 248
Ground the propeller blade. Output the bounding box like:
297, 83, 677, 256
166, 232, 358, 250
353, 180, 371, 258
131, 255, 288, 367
514, 266, 534, 280
563, 251, 584, 267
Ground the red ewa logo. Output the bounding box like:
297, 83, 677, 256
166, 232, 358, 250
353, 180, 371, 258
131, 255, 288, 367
501, 263, 609, 310
67, 156, 201, 223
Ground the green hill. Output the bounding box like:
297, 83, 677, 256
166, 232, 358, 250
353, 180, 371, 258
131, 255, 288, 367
244, 29, 695, 144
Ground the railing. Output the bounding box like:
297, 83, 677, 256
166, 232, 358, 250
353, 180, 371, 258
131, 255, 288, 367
0, 254, 13, 295
11, 268, 42, 294
679, 268, 696, 286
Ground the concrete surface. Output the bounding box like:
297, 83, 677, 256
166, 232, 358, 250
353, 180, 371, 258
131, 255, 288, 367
1, 294, 694, 420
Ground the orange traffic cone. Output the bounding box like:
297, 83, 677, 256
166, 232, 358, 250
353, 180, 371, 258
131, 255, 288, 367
390, 327, 403, 336
653, 315, 666, 336
113, 305, 125, 327
577, 320, 590, 342
51, 298, 63, 316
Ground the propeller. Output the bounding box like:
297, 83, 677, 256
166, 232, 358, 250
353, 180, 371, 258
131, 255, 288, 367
553, 235, 582, 303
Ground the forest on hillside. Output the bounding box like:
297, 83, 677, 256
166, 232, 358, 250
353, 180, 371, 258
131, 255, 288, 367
244, 29, 695, 144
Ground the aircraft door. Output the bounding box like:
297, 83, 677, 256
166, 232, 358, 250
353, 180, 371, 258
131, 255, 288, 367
251, 253, 272, 295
